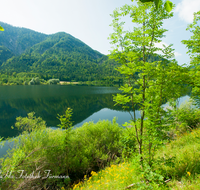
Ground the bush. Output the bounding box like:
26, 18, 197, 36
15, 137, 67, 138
28, 77, 40, 85
23, 81, 28, 85
65, 118, 124, 180
1, 130, 66, 189
176, 102, 200, 129
165, 101, 200, 137
0, 115, 132, 189
48, 79, 60, 84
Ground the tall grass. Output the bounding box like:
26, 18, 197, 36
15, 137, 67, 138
67, 126, 200, 190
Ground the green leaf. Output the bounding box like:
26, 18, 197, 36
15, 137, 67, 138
0, 26, 4, 31
164, 0, 173, 12
154, 0, 160, 9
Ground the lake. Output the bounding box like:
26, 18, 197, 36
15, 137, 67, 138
0, 85, 191, 139
0, 85, 124, 138
0, 85, 191, 158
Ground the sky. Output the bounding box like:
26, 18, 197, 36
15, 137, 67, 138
0, 0, 200, 65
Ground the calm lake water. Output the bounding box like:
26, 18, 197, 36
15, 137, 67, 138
0, 85, 191, 158
0, 85, 123, 138
0, 85, 191, 138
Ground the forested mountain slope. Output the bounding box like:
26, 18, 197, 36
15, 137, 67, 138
0, 22, 47, 56
0, 22, 120, 82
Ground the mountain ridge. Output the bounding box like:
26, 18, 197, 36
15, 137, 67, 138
0, 22, 120, 83
0, 21, 48, 55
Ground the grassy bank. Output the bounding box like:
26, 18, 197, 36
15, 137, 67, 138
69, 128, 200, 190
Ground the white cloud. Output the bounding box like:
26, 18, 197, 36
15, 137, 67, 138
174, 52, 182, 57
154, 42, 169, 55
175, 0, 200, 23
154, 42, 168, 49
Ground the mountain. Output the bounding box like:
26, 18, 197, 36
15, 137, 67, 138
0, 46, 14, 65
0, 22, 47, 56
0, 22, 120, 82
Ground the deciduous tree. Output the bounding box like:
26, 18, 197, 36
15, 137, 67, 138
182, 11, 200, 96
109, 0, 184, 165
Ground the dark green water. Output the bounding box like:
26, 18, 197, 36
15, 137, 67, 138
0, 85, 191, 139
0, 85, 191, 158
0, 85, 125, 138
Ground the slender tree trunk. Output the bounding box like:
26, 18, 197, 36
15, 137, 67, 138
139, 19, 146, 164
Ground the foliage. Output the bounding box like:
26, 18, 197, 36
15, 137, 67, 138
109, 0, 184, 165
14, 112, 46, 133
120, 126, 136, 158
65, 118, 124, 180
71, 120, 200, 190
155, 127, 200, 180
28, 77, 40, 85
137, 0, 173, 12
182, 11, 200, 66
0, 72, 42, 85
57, 108, 73, 129
0, 46, 14, 66
182, 11, 200, 95
48, 78, 60, 84
0, 127, 66, 189
165, 101, 200, 136
71, 158, 168, 190
0, 114, 130, 189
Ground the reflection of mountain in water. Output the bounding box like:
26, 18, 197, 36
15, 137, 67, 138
0, 85, 124, 138
0, 85, 191, 138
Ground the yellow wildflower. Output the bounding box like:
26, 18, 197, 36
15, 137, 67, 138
187, 171, 191, 176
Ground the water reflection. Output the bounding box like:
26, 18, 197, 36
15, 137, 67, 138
0, 85, 122, 138
0, 84, 191, 158
0, 85, 191, 139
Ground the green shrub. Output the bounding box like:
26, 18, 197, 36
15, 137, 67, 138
23, 81, 28, 85
175, 101, 200, 130
120, 126, 136, 158
48, 78, 60, 84
28, 77, 40, 85
165, 101, 200, 137
0, 114, 132, 189
65, 118, 124, 180
0, 128, 66, 189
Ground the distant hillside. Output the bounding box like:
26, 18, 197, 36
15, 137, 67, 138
0, 22, 47, 55
0, 46, 14, 65
0, 22, 120, 82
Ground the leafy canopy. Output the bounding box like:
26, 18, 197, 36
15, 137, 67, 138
182, 11, 200, 94
109, 0, 185, 165
136, 0, 173, 12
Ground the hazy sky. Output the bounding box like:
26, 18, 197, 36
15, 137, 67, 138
0, 0, 200, 65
